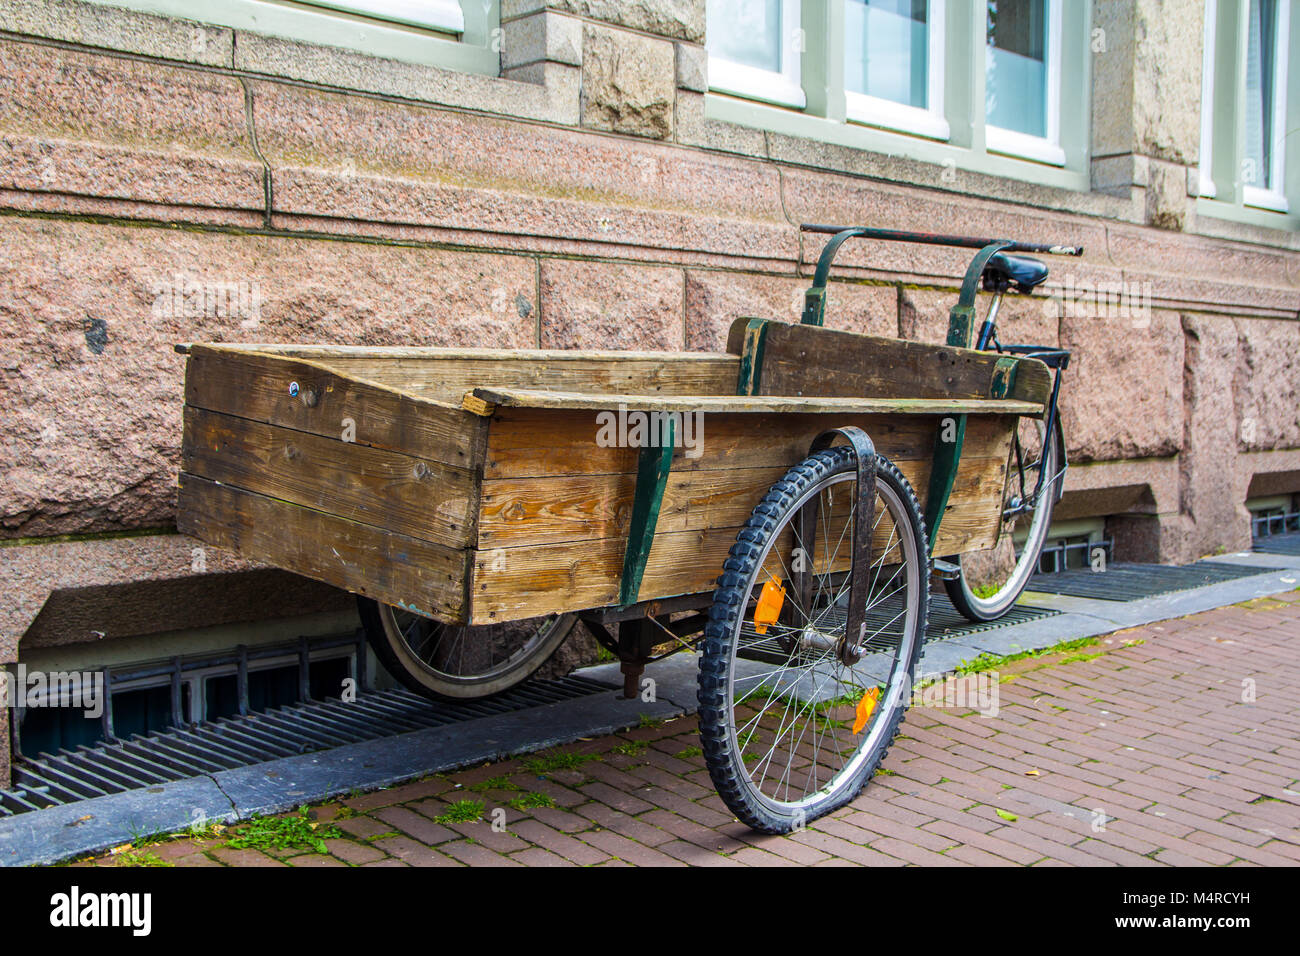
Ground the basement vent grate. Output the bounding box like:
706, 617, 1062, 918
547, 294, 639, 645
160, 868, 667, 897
1253, 531, 1300, 556
923, 594, 1061, 640
0, 676, 612, 818
1026, 561, 1276, 601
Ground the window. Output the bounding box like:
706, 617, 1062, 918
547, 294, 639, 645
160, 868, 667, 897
704, 0, 1090, 188
1243, 0, 1290, 208
88, 0, 498, 76
985, 0, 1064, 165
706, 0, 806, 108
1201, 0, 1296, 222
300, 0, 464, 34
1200, 0, 1219, 198
844, 1, 948, 139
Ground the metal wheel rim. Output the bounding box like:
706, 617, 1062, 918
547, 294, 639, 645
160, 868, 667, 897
723, 471, 922, 814
959, 419, 1059, 615
377, 604, 568, 690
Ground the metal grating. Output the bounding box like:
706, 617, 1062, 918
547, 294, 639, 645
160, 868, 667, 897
1026, 561, 1276, 601
923, 593, 1060, 640
739, 594, 1060, 664
0, 676, 611, 818
1253, 531, 1300, 556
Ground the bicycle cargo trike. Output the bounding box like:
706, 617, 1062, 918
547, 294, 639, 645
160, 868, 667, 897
177, 225, 1079, 832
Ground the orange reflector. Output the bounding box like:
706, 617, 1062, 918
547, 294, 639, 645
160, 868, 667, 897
752, 578, 786, 635
851, 687, 881, 735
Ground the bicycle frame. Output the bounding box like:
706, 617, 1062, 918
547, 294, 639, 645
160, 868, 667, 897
977, 293, 1070, 519
798, 224, 1081, 544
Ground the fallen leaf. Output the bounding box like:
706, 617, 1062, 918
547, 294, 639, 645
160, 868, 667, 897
1024, 769, 1040, 776
995, 809, 1019, 822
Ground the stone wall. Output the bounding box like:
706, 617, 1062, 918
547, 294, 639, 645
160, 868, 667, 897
1, 0, 1299, 779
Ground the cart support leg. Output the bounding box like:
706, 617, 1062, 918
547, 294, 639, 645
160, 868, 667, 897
616, 618, 660, 700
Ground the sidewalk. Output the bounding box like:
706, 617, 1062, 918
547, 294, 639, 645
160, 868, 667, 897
73, 589, 1300, 867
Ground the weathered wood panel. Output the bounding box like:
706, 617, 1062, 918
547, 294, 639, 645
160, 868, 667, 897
178, 473, 469, 622
466, 387, 1040, 416
183, 406, 475, 551
483, 407, 1011, 479
726, 318, 1052, 409
478, 457, 1007, 551
184, 346, 487, 469
470, 456, 1006, 623
203, 346, 741, 404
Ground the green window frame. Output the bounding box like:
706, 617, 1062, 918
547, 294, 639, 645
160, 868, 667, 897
85, 0, 501, 76
704, 0, 1092, 192
1200, 0, 1300, 230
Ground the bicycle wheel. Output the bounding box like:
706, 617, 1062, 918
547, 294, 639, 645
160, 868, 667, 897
358, 598, 576, 700
945, 416, 1064, 621
698, 447, 929, 833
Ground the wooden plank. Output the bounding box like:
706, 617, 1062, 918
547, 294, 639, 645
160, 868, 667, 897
471, 526, 739, 623
467, 387, 1041, 416
183, 345, 487, 470
206, 344, 735, 362
202, 346, 741, 404
478, 456, 1006, 550
178, 473, 469, 623
324, 357, 740, 403
480, 466, 790, 548
484, 407, 1012, 479
183, 406, 475, 551
469, 453, 1010, 623
725, 317, 1051, 409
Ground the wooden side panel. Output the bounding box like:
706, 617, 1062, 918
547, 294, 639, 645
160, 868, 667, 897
249, 352, 741, 404
178, 474, 469, 622
184, 346, 487, 469
183, 407, 475, 550
470, 407, 1016, 622
726, 318, 1052, 409
483, 408, 1013, 479
479, 457, 1006, 551
179, 346, 487, 623
485, 408, 1009, 477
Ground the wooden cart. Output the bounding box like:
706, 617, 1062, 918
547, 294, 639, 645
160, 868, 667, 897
177, 226, 1078, 832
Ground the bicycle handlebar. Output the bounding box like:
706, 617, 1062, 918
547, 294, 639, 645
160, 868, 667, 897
799, 223, 1084, 257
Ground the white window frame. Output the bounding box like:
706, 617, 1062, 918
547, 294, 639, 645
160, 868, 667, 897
300, 0, 465, 34
984, 0, 1066, 167
1200, 0, 1219, 198
707, 0, 807, 109
844, 0, 950, 141
1242, 0, 1291, 212
85, 0, 497, 76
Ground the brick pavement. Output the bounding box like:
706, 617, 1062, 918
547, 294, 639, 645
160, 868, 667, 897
75, 592, 1300, 867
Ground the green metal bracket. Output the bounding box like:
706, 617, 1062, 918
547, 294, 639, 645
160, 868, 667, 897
618, 416, 675, 608
946, 240, 1015, 348
801, 227, 870, 326
924, 413, 967, 555
945, 304, 977, 348
990, 356, 1019, 399
735, 318, 769, 396
801, 287, 827, 327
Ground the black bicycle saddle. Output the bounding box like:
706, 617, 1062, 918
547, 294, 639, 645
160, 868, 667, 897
982, 252, 1049, 293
